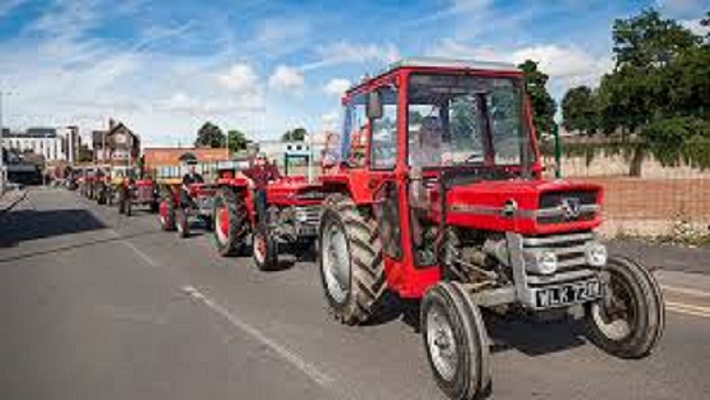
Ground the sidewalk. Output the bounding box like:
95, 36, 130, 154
0, 189, 27, 215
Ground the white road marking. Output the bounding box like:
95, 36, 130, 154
109, 229, 159, 267
122, 240, 159, 267
661, 285, 710, 299
665, 301, 710, 319
180, 285, 334, 387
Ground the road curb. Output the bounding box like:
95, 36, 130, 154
0, 190, 27, 216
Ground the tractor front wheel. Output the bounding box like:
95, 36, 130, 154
212, 187, 249, 256
117, 188, 126, 215
585, 256, 665, 358
159, 188, 176, 231
253, 225, 278, 271
421, 281, 491, 400
176, 207, 189, 238
318, 194, 385, 325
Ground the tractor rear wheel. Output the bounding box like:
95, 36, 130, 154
176, 207, 189, 238
318, 194, 385, 325
421, 282, 491, 400
212, 187, 249, 256
117, 188, 126, 214
159, 188, 176, 231
585, 256, 665, 358
125, 196, 133, 217
253, 225, 278, 271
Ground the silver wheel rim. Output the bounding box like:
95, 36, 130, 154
177, 211, 184, 233
215, 206, 228, 245
253, 233, 266, 264
591, 271, 632, 341
426, 304, 458, 382
321, 219, 350, 304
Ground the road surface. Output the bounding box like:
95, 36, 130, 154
1, 188, 709, 400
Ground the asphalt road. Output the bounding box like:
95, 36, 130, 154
1, 187, 709, 400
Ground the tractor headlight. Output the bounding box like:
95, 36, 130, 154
295, 210, 309, 222
525, 250, 558, 275
585, 241, 608, 267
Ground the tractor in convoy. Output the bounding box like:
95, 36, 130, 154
315, 58, 665, 400
116, 168, 159, 216
210, 165, 324, 271
157, 162, 217, 238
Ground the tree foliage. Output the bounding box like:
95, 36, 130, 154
518, 60, 557, 137
281, 127, 307, 142
194, 122, 225, 148
227, 129, 251, 153
559, 8, 710, 170
562, 86, 598, 135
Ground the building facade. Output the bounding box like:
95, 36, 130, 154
2, 127, 67, 162
92, 120, 140, 165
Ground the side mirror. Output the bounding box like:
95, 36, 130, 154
366, 91, 383, 119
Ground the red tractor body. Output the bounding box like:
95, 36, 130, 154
316, 58, 664, 400
211, 173, 326, 269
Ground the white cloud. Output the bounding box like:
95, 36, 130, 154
323, 78, 351, 96
268, 65, 305, 92
510, 45, 612, 84
218, 63, 260, 93
320, 112, 339, 131
681, 18, 709, 36
427, 39, 611, 88
303, 42, 400, 70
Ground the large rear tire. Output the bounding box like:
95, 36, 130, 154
212, 187, 250, 256
422, 282, 491, 400
585, 256, 665, 358
318, 194, 385, 325
117, 187, 126, 215
159, 188, 176, 231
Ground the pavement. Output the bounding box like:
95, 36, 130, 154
0, 188, 27, 214
0, 187, 709, 400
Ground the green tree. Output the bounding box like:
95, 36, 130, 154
194, 122, 225, 148
226, 129, 251, 153
518, 60, 557, 137
281, 127, 307, 142
562, 86, 598, 135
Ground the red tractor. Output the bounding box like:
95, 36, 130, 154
117, 176, 159, 216
158, 180, 217, 238
210, 174, 325, 270
316, 58, 665, 399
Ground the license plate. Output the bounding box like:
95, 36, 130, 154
534, 280, 601, 309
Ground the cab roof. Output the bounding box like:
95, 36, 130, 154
347, 57, 521, 95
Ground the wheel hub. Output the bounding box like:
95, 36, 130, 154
427, 306, 458, 382
591, 271, 634, 340
322, 220, 350, 304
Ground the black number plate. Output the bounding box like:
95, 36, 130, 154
534, 280, 601, 309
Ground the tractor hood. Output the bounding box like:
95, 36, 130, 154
444, 178, 603, 235
266, 177, 328, 206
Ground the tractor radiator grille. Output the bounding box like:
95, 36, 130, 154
521, 231, 597, 285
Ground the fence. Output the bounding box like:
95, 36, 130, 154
542, 139, 710, 237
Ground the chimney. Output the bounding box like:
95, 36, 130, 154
109, 118, 116, 131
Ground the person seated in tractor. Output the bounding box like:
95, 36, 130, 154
241, 152, 281, 225
180, 163, 204, 208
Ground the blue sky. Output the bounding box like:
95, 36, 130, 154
0, 0, 707, 146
